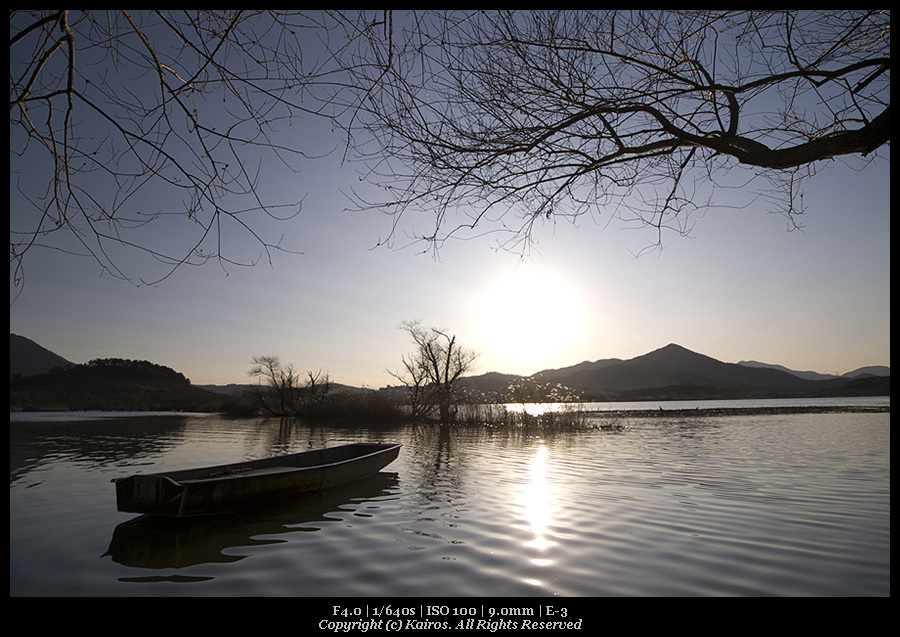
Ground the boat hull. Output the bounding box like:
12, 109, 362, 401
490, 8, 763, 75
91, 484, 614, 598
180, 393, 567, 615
113, 442, 400, 517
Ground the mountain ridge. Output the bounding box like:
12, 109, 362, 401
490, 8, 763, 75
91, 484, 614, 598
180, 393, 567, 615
10, 334, 73, 378
464, 343, 889, 401
737, 359, 890, 381
9, 334, 890, 401
525, 343, 817, 398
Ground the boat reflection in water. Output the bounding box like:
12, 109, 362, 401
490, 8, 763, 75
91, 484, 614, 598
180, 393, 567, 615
104, 471, 399, 570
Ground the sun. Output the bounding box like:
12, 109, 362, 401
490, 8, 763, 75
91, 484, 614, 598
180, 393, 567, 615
475, 264, 586, 373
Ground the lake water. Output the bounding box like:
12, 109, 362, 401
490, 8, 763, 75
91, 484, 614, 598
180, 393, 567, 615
10, 398, 890, 598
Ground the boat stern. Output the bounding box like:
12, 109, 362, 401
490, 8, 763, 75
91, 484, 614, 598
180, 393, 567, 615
113, 474, 184, 516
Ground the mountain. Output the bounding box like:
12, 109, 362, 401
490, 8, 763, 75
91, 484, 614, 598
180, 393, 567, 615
197, 382, 371, 397
843, 365, 891, 378
456, 371, 527, 397
464, 343, 889, 401
10, 334, 73, 378
737, 360, 838, 382
10, 357, 235, 412
10, 334, 890, 407
535, 343, 815, 398
737, 360, 891, 381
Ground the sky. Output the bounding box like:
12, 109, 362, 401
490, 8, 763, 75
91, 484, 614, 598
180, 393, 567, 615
10, 14, 891, 389
10, 144, 890, 388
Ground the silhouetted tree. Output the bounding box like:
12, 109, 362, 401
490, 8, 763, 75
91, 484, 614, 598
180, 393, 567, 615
391, 321, 478, 425
249, 356, 302, 416
388, 344, 433, 422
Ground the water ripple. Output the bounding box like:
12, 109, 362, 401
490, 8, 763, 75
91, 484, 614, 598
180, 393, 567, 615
9, 411, 890, 596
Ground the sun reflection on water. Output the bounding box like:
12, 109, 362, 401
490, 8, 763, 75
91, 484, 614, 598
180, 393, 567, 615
522, 444, 556, 556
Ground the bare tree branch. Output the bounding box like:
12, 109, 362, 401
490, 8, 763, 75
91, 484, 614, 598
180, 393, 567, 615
10, 10, 336, 292
336, 10, 890, 253
10, 10, 890, 295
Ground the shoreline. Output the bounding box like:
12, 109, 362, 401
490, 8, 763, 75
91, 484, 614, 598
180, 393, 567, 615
590, 404, 890, 419
10, 402, 890, 423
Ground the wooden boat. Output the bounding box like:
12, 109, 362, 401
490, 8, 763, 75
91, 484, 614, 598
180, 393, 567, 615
112, 442, 401, 517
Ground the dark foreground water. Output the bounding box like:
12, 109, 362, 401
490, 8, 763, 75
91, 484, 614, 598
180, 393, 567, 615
10, 400, 890, 598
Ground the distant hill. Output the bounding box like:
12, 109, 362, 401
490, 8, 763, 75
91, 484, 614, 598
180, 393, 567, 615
737, 360, 891, 381
843, 365, 892, 378
9, 357, 235, 412
9, 334, 890, 409
10, 333, 73, 378
737, 360, 838, 382
197, 382, 369, 397
530, 343, 816, 398
456, 371, 525, 397
462, 343, 890, 401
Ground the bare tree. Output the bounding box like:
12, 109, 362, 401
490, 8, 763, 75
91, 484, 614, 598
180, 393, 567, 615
391, 321, 478, 425
249, 355, 332, 416
338, 10, 890, 253
387, 345, 433, 422
303, 369, 333, 408
249, 355, 303, 416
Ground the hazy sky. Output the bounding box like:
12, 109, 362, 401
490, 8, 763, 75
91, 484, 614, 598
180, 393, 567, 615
10, 14, 891, 388
10, 142, 890, 387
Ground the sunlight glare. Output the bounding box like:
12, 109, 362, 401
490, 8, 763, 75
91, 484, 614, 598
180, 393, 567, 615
476, 265, 586, 372
521, 444, 556, 554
